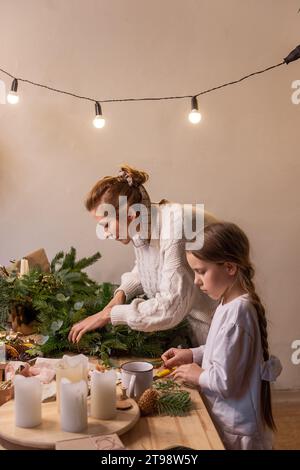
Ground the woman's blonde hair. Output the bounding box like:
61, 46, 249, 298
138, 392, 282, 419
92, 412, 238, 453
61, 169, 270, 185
189, 222, 276, 431
85, 164, 150, 212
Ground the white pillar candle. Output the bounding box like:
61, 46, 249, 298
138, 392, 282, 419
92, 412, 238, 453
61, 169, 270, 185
20, 258, 29, 277
14, 375, 42, 428
60, 378, 88, 433
55, 354, 88, 410
91, 370, 117, 420
62, 354, 89, 381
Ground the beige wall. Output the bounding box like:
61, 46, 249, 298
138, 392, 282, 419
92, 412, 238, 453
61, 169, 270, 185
0, 0, 299, 389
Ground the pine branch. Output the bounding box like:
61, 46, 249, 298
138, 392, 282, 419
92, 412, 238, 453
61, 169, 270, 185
61, 246, 77, 270
74, 252, 101, 271
157, 390, 191, 416
50, 251, 64, 273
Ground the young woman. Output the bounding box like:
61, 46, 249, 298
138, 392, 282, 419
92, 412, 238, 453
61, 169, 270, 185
162, 222, 282, 450
68, 165, 218, 346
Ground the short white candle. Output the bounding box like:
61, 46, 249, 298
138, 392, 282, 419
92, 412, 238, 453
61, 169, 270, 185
20, 258, 29, 276
14, 375, 42, 428
60, 378, 87, 433
91, 369, 116, 420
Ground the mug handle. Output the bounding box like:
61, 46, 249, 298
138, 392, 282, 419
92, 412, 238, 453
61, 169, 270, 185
128, 375, 136, 398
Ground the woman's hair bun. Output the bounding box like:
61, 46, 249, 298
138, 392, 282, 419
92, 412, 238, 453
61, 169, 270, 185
119, 164, 149, 187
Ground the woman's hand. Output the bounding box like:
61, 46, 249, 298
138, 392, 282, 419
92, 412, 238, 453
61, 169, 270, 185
68, 307, 112, 344
68, 290, 126, 344
161, 348, 193, 368
170, 363, 203, 387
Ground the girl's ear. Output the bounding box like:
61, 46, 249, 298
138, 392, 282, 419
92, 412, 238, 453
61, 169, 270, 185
224, 262, 238, 276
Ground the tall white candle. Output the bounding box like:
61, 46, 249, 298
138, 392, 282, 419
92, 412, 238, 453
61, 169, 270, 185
60, 378, 87, 432
20, 258, 29, 277
14, 375, 42, 428
91, 369, 117, 420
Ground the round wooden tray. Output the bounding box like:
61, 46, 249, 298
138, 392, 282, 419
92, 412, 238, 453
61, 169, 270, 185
0, 398, 140, 449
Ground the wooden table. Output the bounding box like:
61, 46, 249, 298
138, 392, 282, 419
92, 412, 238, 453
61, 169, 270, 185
121, 387, 224, 450
112, 356, 224, 450
0, 356, 224, 450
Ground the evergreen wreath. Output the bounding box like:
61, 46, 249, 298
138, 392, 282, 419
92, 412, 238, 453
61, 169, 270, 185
0, 247, 190, 364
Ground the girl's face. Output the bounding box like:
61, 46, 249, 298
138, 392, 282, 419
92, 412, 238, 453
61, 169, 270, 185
186, 252, 237, 301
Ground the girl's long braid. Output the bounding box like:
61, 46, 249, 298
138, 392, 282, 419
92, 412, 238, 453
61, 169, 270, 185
239, 264, 276, 431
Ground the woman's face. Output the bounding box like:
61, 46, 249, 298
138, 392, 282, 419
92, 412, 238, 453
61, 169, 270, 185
91, 208, 133, 244
186, 252, 237, 301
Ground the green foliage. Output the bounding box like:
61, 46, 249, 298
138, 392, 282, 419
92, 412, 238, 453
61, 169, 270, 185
153, 379, 181, 392
157, 390, 191, 416
154, 379, 192, 416
0, 276, 12, 327
97, 322, 191, 360
50, 248, 101, 274
0, 247, 191, 363
0, 247, 103, 330
38, 320, 190, 366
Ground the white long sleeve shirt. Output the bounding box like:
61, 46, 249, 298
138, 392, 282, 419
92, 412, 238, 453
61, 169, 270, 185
110, 204, 218, 345
191, 294, 282, 450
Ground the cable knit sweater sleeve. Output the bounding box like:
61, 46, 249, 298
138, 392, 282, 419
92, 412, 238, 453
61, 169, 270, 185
110, 239, 195, 331
114, 260, 144, 302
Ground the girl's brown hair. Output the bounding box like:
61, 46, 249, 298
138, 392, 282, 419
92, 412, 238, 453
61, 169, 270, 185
189, 222, 276, 431
85, 164, 150, 212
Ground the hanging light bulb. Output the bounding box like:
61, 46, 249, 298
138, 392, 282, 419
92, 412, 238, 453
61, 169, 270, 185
188, 96, 201, 124
93, 101, 105, 128
7, 78, 19, 104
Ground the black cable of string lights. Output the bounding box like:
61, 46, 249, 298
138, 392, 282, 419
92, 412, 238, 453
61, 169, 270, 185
0, 44, 299, 124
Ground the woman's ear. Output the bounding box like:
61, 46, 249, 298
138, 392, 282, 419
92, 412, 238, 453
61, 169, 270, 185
224, 262, 238, 276
127, 208, 138, 222
127, 213, 136, 222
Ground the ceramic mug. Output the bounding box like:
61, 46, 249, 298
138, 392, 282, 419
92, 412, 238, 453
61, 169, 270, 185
121, 361, 153, 400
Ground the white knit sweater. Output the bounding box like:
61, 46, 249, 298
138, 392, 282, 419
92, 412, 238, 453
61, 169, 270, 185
110, 205, 218, 346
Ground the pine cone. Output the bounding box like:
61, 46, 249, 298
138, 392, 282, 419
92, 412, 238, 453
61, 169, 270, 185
138, 388, 158, 416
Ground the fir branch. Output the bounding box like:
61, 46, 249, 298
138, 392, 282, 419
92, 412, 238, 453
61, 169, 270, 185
74, 252, 101, 271
50, 251, 64, 273
61, 246, 77, 270
157, 391, 191, 416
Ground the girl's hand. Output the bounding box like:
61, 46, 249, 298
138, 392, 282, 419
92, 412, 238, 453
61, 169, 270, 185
68, 307, 112, 344
161, 348, 193, 368
170, 363, 203, 387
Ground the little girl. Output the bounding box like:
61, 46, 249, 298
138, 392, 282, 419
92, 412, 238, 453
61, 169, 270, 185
162, 222, 282, 450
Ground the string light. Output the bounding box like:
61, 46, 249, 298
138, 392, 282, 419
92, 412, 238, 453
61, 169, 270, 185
7, 78, 19, 104
0, 44, 299, 126
188, 96, 201, 124
93, 101, 105, 128
284, 44, 300, 64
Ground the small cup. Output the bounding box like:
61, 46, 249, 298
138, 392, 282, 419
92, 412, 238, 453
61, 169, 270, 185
121, 361, 153, 400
